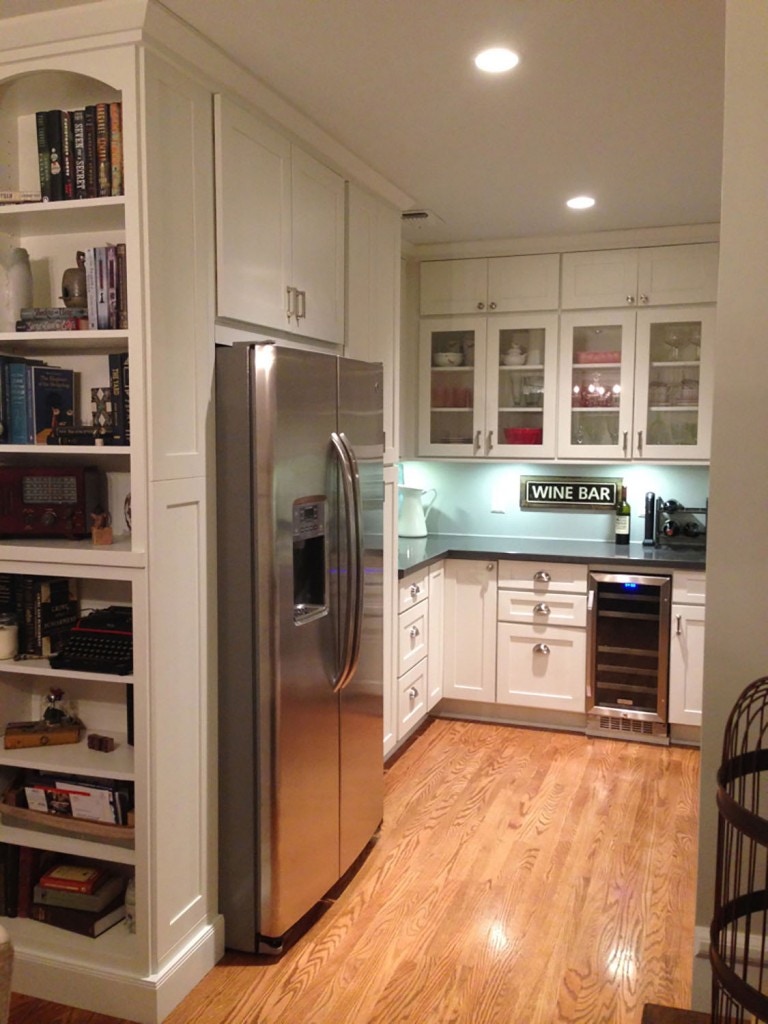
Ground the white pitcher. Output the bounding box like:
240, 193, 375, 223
398, 485, 436, 537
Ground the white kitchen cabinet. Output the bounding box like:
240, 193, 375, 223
558, 305, 715, 461
0, 19, 219, 1023
395, 573, 430, 741
442, 560, 497, 702
495, 561, 587, 712
427, 562, 444, 709
669, 571, 706, 727
418, 312, 559, 458
346, 183, 401, 464
215, 95, 345, 345
561, 243, 719, 309
420, 253, 560, 315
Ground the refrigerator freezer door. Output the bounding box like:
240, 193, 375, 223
337, 357, 385, 874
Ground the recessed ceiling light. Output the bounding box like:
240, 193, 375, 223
567, 195, 596, 210
474, 47, 519, 74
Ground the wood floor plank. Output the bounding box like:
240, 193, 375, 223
9, 719, 701, 1024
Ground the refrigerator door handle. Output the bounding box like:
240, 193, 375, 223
338, 431, 364, 690
330, 431, 363, 691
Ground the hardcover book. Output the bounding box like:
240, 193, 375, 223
30, 892, 126, 937
109, 101, 123, 196
31, 365, 76, 443
35, 110, 51, 201
60, 109, 74, 201
38, 863, 107, 894
72, 108, 87, 199
84, 105, 97, 198
95, 101, 111, 197
33, 872, 125, 912
16, 575, 78, 659
46, 108, 64, 202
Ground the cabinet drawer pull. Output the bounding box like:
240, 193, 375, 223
533, 570, 551, 583
533, 602, 551, 616
409, 625, 420, 639
409, 583, 421, 598
637, 429, 643, 454
533, 643, 550, 655
676, 614, 682, 636
408, 686, 419, 700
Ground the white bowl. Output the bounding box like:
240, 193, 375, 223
503, 352, 527, 366
433, 351, 464, 367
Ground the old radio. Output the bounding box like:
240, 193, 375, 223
0, 465, 102, 538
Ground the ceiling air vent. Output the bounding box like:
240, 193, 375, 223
401, 210, 429, 221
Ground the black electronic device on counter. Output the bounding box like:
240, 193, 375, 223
0, 465, 102, 538
49, 605, 133, 675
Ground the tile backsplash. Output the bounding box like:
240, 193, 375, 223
399, 461, 709, 544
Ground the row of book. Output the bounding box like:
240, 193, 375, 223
0, 847, 129, 937
15, 768, 134, 826
35, 101, 123, 203
0, 574, 78, 660
0, 352, 129, 445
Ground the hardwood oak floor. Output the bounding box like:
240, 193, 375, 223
9, 719, 701, 1024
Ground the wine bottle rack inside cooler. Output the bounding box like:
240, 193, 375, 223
586, 571, 672, 744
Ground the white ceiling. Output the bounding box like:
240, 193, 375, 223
1, 0, 726, 247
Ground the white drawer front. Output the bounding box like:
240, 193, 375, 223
496, 622, 586, 712
497, 590, 587, 628
398, 603, 429, 676
498, 560, 588, 594
399, 569, 429, 612
672, 570, 706, 605
397, 660, 429, 739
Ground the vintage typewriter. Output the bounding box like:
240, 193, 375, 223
49, 605, 133, 676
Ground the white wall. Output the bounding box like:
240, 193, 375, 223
691, 0, 768, 1009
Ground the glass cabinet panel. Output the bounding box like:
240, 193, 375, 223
490, 313, 558, 457
634, 306, 715, 460
419, 317, 484, 455
558, 310, 636, 459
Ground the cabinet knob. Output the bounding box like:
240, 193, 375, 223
477, 302, 485, 310
533, 643, 551, 655
626, 294, 636, 304
409, 584, 421, 597
533, 570, 551, 582
639, 293, 649, 304
408, 686, 419, 700
533, 602, 551, 616
489, 301, 497, 310
487, 563, 495, 572
409, 625, 420, 639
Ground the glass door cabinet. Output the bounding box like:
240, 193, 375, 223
419, 313, 558, 458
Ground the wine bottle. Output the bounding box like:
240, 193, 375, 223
615, 485, 631, 545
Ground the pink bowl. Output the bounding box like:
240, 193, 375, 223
504, 427, 543, 445
574, 350, 621, 364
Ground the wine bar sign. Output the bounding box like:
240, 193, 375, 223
520, 476, 622, 512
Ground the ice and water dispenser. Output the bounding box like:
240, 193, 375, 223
292, 497, 328, 624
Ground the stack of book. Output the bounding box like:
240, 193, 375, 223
35, 101, 123, 202
30, 862, 127, 937
0, 356, 76, 444
14, 307, 88, 333
5, 575, 79, 659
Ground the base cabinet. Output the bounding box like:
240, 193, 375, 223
427, 563, 445, 709
668, 572, 706, 726
395, 570, 430, 741
496, 623, 587, 711
496, 561, 587, 712
442, 560, 498, 702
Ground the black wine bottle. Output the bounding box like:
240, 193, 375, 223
615, 485, 631, 545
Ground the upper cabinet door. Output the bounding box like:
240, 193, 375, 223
420, 258, 489, 315
637, 243, 719, 306
290, 147, 345, 345
214, 95, 292, 329
562, 243, 719, 309
486, 253, 560, 312
561, 249, 640, 309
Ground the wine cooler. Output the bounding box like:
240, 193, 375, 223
586, 571, 672, 744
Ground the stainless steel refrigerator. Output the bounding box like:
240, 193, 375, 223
215, 343, 384, 954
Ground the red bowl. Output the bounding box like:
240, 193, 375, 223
504, 427, 543, 445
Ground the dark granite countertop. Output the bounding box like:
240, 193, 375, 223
398, 535, 706, 577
